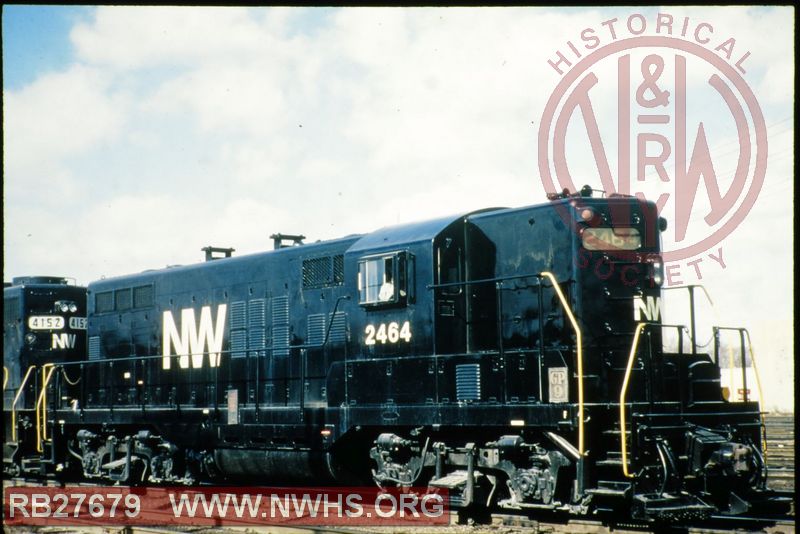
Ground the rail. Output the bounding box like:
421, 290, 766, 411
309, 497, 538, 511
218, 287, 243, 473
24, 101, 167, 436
35, 363, 58, 452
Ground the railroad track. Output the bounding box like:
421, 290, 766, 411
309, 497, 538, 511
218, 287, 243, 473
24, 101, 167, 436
489, 513, 797, 533
765, 413, 794, 493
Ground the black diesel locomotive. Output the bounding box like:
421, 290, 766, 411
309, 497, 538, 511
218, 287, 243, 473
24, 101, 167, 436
2, 191, 790, 522
3, 276, 87, 471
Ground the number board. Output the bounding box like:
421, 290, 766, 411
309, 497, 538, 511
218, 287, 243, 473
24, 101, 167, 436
28, 316, 65, 330
227, 389, 238, 425
548, 367, 569, 403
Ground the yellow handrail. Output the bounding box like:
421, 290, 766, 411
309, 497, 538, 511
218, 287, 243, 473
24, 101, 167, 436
728, 345, 735, 401
3, 366, 8, 390
35, 363, 57, 452
744, 332, 768, 462
540, 272, 584, 456
11, 365, 36, 442
620, 322, 647, 478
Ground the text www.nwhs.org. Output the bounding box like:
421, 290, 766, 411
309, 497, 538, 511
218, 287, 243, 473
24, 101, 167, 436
5, 487, 449, 526
169, 492, 446, 519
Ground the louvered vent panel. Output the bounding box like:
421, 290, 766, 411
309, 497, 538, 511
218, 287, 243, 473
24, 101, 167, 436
248, 298, 266, 354
4, 297, 20, 322
248, 299, 265, 327
229, 301, 247, 330
327, 312, 347, 344
456, 364, 481, 401
230, 330, 247, 358
249, 329, 265, 352
307, 314, 326, 346
272, 296, 290, 357
272, 326, 290, 357
89, 336, 101, 360
272, 296, 289, 325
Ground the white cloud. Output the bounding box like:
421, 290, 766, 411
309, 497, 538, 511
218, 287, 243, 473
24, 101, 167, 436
143, 63, 288, 136
70, 7, 271, 70
4, 65, 127, 173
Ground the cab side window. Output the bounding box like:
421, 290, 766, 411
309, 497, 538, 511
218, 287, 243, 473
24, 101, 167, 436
357, 252, 413, 307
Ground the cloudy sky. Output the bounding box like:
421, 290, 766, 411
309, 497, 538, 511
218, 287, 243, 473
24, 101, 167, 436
3, 6, 794, 409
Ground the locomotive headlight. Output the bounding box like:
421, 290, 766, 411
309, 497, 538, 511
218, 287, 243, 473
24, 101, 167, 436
68, 303, 78, 313
59, 302, 70, 313
579, 208, 595, 222
649, 257, 664, 286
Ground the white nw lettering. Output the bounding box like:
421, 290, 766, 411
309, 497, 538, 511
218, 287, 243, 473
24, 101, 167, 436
162, 305, 227, 370
52, 333, 76, 349
633, 296, 662, 322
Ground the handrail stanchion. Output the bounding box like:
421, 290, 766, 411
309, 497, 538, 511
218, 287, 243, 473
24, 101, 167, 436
11, 365, 36, 442
537, 282, 545, 402
728, 346, 735, 401
540, 272, 583, 457
540, 271, 584, 495
743, 330, 768, 462
35, 363, 57, 452
620, 323, 646, 478
664, 285, 714, 357
738, 330, 748, 402
713, 326, 768, 460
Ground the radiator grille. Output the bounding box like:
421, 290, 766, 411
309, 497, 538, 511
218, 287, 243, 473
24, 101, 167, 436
302, 255, 345, 289
95, 292, 113, 313
333, 255, 344, 284
303, 257, 331, 289
133, 285, 154, 308
115, 288, 132, 311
